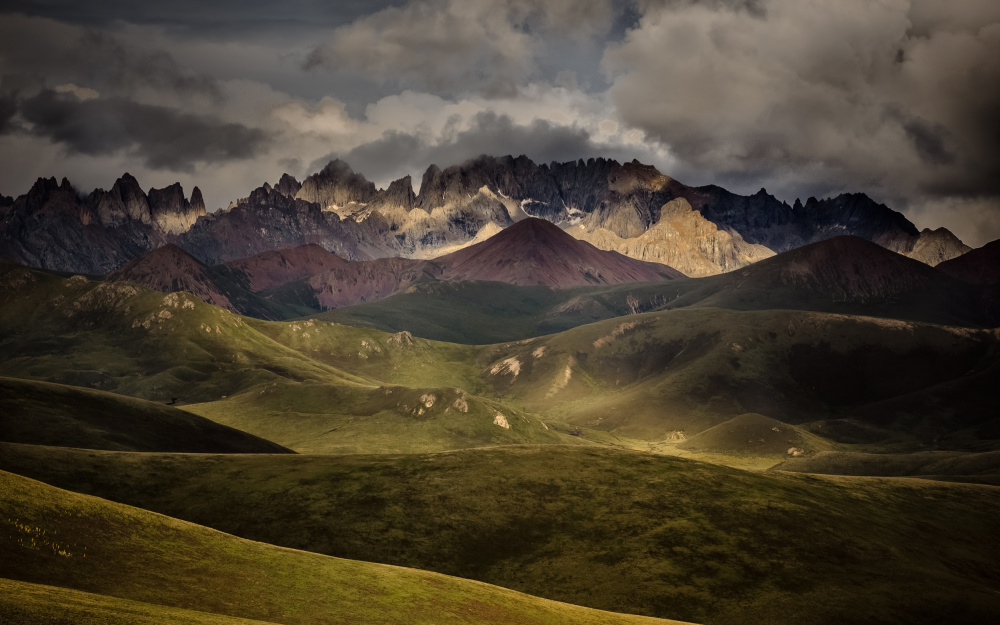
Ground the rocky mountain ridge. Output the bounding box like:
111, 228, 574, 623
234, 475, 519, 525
0, 155, 973, 277
0, 175, 205, 274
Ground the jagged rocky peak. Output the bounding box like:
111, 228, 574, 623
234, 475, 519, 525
17, 175, 85, 222
190, 186, 206, 213
384, 175, 415, 204
295, 159, 377, 209
148, 182, 206, 235
905, 227, 971, 266
273, 173, 301, 198
608, 159, 671, 194
362, 174, 417, 222
91, 173, 151, 226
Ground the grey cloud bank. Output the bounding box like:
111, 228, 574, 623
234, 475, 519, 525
0, 0, 998, 245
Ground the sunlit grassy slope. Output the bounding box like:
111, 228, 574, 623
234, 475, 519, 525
0, 264, 570, 454
774, 449, 1000, 484
474, 307, 1000, 445
3, 263, 997, 453
316, 280, 630, 344
3, 443, 999, 625
0, 469, 686, 625
0, 578, 276, 625
0, 376, 291, 453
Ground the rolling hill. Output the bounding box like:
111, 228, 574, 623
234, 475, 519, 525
0, 469, 684, 625
0, 376, 291, 453
323, 235, 999, 345
2, 445, 998, 625
3, 260, 997, 453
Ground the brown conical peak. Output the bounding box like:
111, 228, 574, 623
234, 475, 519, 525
436, 217, 682, 288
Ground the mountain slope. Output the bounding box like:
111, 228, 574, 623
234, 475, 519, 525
477, 306, 999, 443
568, 197, 775, 277
0, 469, 682, 625
0, 174, 205, 274
437, 217, 684, 287
3, 446, 999, 625
0, 376, 291, 454
5, 155, 969, 276
610, 235, 1000, 328
108, 244, 305, 319
109, 244, 236, 311
937, 239, 1000, 285
220, 243, 348, 292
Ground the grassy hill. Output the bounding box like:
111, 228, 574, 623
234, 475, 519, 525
3, 444, 999, 625
3, 263, 997, 453
0, 377, 291, 453
774, 450, 1000, 485
676, 413, 832, 456
0, 469, 683, 625
315, 237, 999, 345
316, 280, 626, 345
475, 307, 1000, 444
185, 378, 579, 454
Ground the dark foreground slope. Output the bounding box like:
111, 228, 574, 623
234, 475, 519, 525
0, 469, 679, 625
2, 444, 998, 625
0, 377, 291, 453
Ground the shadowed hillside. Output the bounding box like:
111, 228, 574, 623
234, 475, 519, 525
0, 469, 683, 625
0, 377, 291, 454
2, 445, 999, 625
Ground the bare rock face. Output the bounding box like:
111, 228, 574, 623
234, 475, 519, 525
903, 228, 972, 266
175, 183, 392, 264
92, 173, 151, 226
0, 173, 213, 274
569, 198, 775, 277
295, 160, 377, 213
273, 174, 302, 199
1, 176, 161, 273
149, 183, 206, 235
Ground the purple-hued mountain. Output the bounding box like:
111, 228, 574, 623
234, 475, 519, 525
437, 217, 683, 287
937, 240, 1000, 285
0, 155, 972, 277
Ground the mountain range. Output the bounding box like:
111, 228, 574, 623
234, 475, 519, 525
2, 153, 999, 625
0, 155, 973, 279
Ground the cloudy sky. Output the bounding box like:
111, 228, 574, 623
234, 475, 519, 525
1, 0, 998, 245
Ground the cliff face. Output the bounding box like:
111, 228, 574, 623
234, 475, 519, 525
569, 198, 775, 278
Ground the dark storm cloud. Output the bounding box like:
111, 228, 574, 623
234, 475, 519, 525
16, 90, 267, 171
901, 118, 955, 167
304, 0, 618, 97
605, 0, 1000, 208
0, 17, 218, 101
0, 1, 401, 37
310, 111, 666, 188
0, 93, 16, 133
